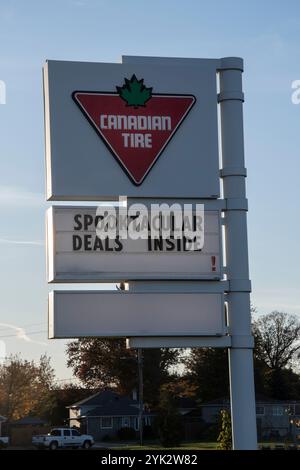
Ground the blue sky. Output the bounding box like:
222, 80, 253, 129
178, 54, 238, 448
0, 0, 300, 380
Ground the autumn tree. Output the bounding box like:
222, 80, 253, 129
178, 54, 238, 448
0, 354, 55, 421
66, 338, 180, 405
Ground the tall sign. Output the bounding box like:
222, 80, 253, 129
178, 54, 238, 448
44, 56, 258, 449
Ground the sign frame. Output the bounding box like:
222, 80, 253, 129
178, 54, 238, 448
43, 58, 221, 200
48, 290, 225, 339
46, 204, 223, 282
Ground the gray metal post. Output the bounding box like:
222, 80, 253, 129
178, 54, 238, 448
219, 57, 257, 449
137, 348, 144, 446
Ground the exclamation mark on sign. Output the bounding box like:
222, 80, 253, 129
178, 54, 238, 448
211, 256, 216, 272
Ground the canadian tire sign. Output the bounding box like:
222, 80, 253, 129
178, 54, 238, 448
73, 75, 195, 185
43, 59, 220, 199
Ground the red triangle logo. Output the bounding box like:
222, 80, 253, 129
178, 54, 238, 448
73, 77, 195, 185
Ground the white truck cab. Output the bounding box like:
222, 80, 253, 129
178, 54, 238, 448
0, 436, 9, 448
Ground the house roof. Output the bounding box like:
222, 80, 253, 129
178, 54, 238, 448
84, 395, 138, 417
69, 389, 120, 408
0, 415, 7, 422
69, 389, 151, 418
13, 416, 47, 425
83, 402, 152, 418
200, 396, 300, 406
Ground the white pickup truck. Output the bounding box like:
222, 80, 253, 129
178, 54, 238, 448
0, 436, 9, 448
32, 427, 94, 450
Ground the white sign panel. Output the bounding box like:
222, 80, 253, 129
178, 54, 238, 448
44, 58, 220, 200
47, 206, 222, 282
49, 291, 225, 338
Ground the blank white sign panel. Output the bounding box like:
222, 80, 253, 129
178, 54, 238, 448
49, 291, 225, 338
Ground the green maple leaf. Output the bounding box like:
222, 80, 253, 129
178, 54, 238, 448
116, 74, 152, 108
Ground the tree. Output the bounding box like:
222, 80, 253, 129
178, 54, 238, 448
253, 312, 300, 399
48, 384, 94, 425
217, 409, 232, 450
184, 348, 229, 401
66, 338, 180, 405
0, 354, 55, 421
253, 312, 300, 370
156, 384, 183, 447
184, 312, 300, 402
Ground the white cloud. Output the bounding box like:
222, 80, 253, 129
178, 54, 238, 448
0, 238, 44, 246
0, 323, 47, 346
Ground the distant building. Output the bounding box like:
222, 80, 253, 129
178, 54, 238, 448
67, 390, 154, 441
199, 397, 300, 440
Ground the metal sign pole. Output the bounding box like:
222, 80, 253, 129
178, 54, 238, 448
219, 57, 257, 450
137, 348, 144, 446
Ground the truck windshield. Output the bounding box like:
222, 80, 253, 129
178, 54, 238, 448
49, 430, 61, 436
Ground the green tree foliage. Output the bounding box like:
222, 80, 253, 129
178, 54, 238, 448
0, 354, 55, 421
156, 384, 183, 447
48, 384, 94, 425
263, 367, 300, 400
184, 312, 300, 402
66, 339, 180, 405
184, 348, 229, 401
217, 409, 232, 450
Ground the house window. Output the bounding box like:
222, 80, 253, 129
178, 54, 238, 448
256, 406, 265, 416
272, 406, 284, 416
101, 417, 113, 429
122, 417, 130, 428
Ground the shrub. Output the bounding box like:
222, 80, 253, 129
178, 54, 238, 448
199, 423, 219, 441
143, 424, 157, 439
117, 426, 136, 440
217, 409, 232, 450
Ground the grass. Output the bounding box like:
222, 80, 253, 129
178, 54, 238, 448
113, 441, 218, 450
111, 440, 299, 451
